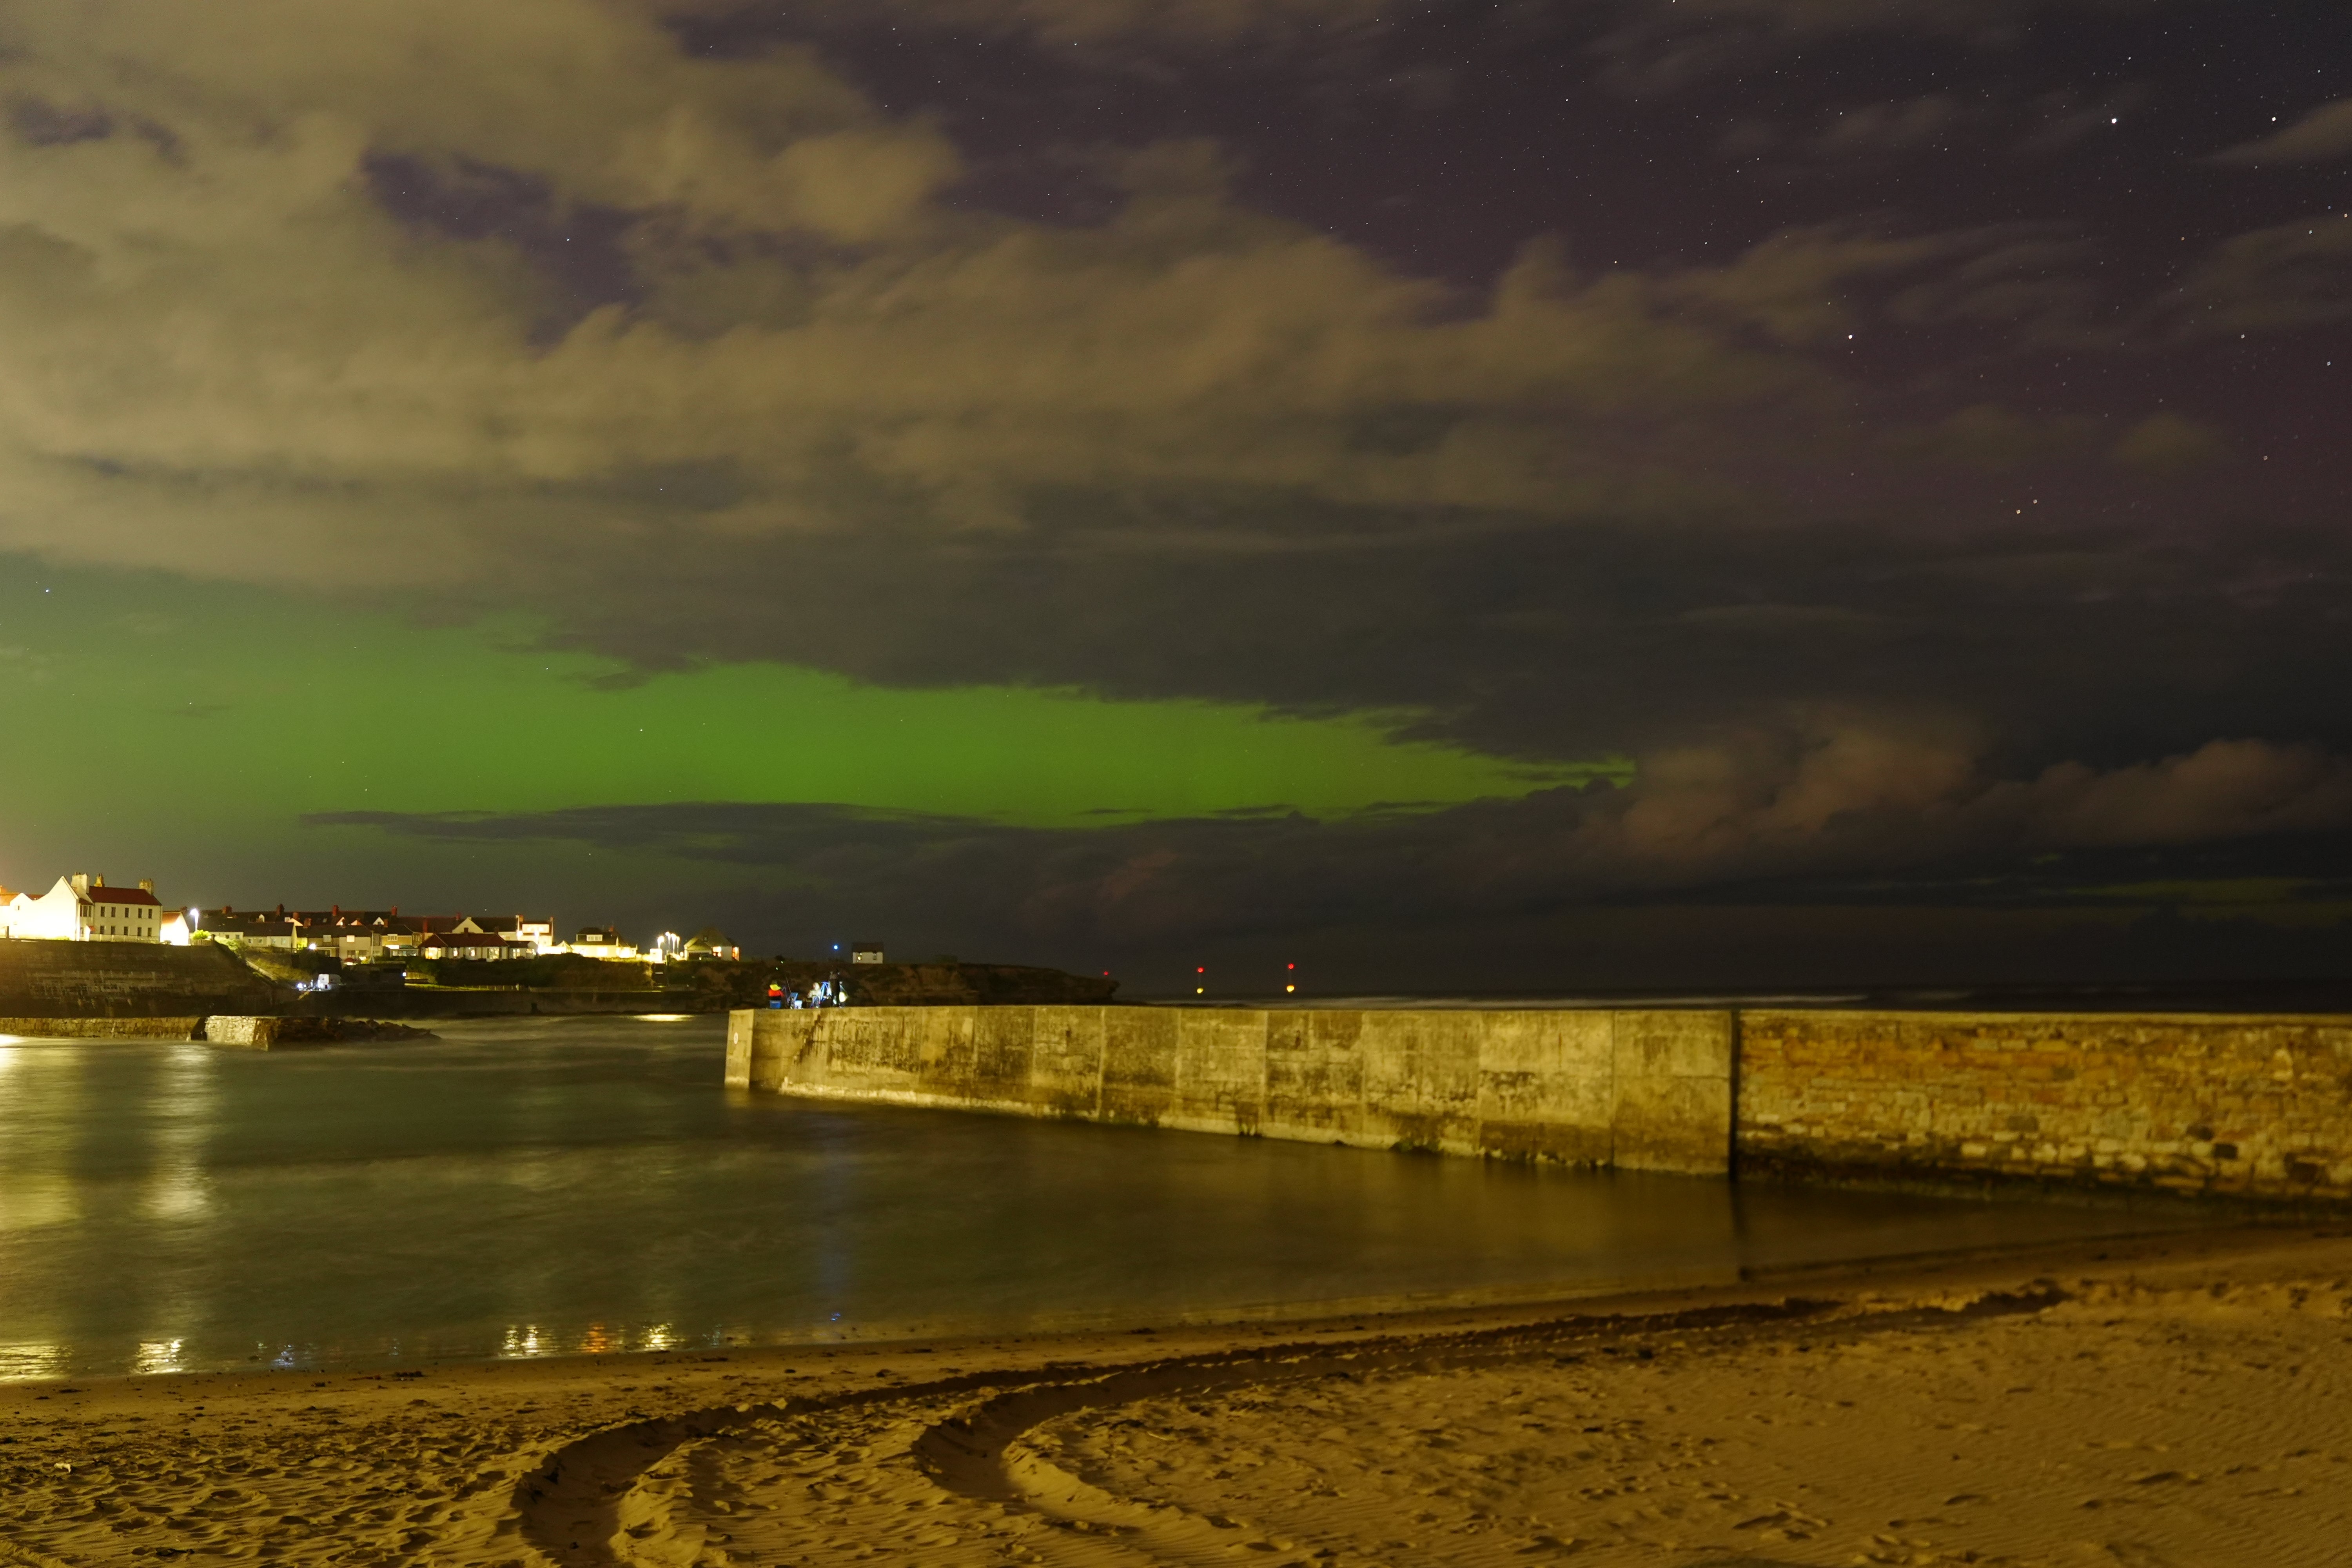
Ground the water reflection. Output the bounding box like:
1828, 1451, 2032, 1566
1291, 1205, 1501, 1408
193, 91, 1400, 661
0, 1016, 2205, 1378
131, 1339, 187, 1376
0, 1341, 69, 1379
140, 1044, 216, 1222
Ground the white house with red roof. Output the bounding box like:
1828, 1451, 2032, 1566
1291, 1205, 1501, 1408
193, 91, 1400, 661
3, 874, 170, 942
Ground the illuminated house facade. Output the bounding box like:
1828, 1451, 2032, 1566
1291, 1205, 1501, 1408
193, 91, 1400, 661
563, 925, 639, 960
192, 906, 550, 962
417, 931, 536, 961
684, 926, 739, 961
3, 874, 168, 942
501, 916, 556, 951
196, 907, 468, 960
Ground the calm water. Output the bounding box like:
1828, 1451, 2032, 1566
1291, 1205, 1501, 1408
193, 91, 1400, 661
0, 1016, 2198, 1379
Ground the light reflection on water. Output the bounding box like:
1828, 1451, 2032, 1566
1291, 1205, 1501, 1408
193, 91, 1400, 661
0, 1016, 2202, 1378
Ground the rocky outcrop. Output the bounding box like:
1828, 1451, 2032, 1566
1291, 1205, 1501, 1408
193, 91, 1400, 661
201, 1016, 437, 1048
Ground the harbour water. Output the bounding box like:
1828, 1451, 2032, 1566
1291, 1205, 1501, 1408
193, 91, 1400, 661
0, 1015, 2200, 1379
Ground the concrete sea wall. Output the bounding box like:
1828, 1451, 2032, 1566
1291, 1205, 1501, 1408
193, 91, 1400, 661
1739, 1009, 2352, 1203
0, 1015, 435, 1046
731, 1005, 2352, 1200
0, 939, 281, 1018
0, 1016, 202, 1040
728, 1006, 1735, 1174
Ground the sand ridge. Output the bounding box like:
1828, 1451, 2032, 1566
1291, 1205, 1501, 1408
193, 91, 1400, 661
2, 1227, 2349, 1566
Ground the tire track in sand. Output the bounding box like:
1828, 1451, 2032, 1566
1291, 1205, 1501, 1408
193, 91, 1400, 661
513, 1296, 1969, 1565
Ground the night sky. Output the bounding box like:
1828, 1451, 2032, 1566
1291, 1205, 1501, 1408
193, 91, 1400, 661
4, 0, 2349, 994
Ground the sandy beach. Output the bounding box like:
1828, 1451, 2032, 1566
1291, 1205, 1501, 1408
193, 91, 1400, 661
2, 1225, 2347, 1568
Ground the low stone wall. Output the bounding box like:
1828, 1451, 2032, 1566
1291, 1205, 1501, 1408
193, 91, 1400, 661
0, 1016, 202, 1040
0, 1016, 436, 1046
1738, 1010, 2352, 1202
728, 1006, 1735, 1174
0, 939, 281, 1017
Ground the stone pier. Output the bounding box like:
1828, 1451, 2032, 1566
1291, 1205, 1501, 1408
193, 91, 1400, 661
730, 1005, 2352, 1201
728, 1006, 1734, 1174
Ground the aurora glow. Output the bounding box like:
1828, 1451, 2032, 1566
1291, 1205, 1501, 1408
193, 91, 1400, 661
4, 1, 2350, 991
0, 564, 1608, 913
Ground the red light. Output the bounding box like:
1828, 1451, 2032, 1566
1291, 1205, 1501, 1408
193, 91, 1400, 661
1287, 962, 1295, 970
1196, 966, 1205, 973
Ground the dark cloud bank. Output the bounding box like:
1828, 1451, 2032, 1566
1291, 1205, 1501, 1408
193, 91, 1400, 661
9, 0, 2352, 985
315, 729, 2352, 991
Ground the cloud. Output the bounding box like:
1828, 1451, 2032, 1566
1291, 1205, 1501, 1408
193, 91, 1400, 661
1883, 230, 2102, 336
2110, 412, 2230, 476
0, 5, 1813, 586
1, 0, 1966, 751
1882, 403, 2091, 471
1657, 0, 2178, 34
661, 0, 1403, 50
1598, 0, 2189, 94
2209, 99, 2352, 165
2161, 216, 2352, 335
1996, 740, 2352, 849
1660, 224, 1952, 345
312, 726, 2352, 951
0, 0, 2334, 811
1812, 93, 1969, 156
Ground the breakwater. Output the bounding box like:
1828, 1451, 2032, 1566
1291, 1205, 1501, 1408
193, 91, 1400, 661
0, 1016, 435, 1047
0, 1016, 202, 1040
730, 1006, 2352, 1200
1740, 1009, 2352, 1203
728, 1007, 1734, 1174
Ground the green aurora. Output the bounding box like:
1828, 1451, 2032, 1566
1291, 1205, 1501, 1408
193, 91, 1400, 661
0, 563, 1618, 912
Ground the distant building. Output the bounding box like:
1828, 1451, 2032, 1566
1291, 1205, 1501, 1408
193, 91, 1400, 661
174, 902, 649, 962
292, 907, 407, 963
564, 925, 640, 961
3, 874, 167, 942
193, 905, 466, 961
499, 916, 555, 951
417, 932, 536, 961
196, 906, 309, 951
684, 926, 739, 961
850, 940, 886, 965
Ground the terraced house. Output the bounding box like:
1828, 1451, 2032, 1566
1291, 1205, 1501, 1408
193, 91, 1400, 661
1, 873, 187, 943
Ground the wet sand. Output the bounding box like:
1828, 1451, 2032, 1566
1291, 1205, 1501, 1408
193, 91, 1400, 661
2, 1225, 2348, 1567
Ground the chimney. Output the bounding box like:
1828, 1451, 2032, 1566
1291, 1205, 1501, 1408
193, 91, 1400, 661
70, 873, 89, 896
139, 879, 154, 895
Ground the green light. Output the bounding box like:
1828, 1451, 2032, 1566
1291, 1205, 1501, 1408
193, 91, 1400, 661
0, 564, 1626, 887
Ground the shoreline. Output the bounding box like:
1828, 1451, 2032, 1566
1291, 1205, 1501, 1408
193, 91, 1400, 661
0, 1194, 2246, 1387
6, 1224, 2349, 1564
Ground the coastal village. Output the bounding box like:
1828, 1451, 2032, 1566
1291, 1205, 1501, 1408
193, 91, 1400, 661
0, 871, 742, 966
0, 871, 1112, 1016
